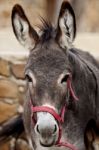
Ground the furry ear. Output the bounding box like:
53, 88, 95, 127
11, 4, 39, 50
56, 2, 76, 49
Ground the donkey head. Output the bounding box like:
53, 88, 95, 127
12, 2, 77, 148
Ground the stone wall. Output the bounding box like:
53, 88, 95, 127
0, 58, 25, 123
0, 55, 31, 150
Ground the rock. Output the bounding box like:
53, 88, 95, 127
0, 59, 10, 77
0, 79, 18, 99
15, 139, 31, 150
0, 142, 9, 150
0, 101, 18, 122
18, 92, 25, 105
11, 63, 25, 79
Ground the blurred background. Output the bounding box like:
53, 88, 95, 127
0, 0, 99, 150
0, 0, 99, 57
0, 0, 99, 31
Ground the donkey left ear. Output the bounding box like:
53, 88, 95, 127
11, 4, 39, 50
56, 2, 76, 49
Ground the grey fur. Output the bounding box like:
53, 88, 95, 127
11, 2, 99, 150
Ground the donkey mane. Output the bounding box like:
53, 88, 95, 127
39, 18, 56, 43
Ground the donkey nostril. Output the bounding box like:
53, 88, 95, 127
35, 123, 58, 135
53, 125, 58, 134
36, 125, 40, 134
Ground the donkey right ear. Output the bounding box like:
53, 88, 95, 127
56, 2, 76, 49
11, 4, 39, 50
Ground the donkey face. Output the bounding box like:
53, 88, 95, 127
12, 2, 76, 148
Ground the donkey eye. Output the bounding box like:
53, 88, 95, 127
25, 74, 32, 82
25, 71, 36, 86
61, 74, 69, 84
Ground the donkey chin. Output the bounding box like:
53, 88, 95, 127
40, 137, 56, 147
34, 112, 59, 147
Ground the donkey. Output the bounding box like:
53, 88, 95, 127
1, 1, 99, 150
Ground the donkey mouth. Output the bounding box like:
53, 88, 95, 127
40, 140, 55, 147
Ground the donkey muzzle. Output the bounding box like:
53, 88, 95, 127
31, 105, 78, 150
34, 112, 59, 146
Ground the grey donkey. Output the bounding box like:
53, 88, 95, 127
1, 1, 99, 150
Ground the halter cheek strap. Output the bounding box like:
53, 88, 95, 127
30, 76, 79, 150
67, 75, 78, 101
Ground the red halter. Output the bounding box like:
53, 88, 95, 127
30, 75, 79, 150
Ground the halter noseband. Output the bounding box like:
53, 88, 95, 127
30, 75, 78, 150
